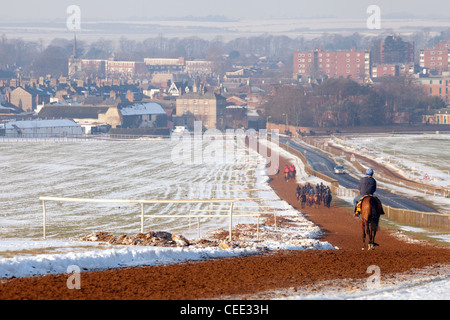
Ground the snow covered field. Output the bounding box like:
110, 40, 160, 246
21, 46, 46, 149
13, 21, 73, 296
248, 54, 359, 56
0, 135, 449, 300
0, 137, 333, 276
0, 138, 277, 240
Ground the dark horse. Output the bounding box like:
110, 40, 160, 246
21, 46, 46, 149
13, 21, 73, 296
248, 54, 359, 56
289, 168, 296, 180
323, 192, 332, 208
297, 191, 306, 208
360, 196, 383, 250
314, 193, 321, 207
307, 193, 313, 207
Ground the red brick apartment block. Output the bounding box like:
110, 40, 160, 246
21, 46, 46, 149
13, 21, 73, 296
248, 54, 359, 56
293, 47, 370, 83
420, 41, 450, 74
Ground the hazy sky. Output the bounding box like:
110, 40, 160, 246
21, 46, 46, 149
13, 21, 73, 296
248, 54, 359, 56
1, 0, 450, 21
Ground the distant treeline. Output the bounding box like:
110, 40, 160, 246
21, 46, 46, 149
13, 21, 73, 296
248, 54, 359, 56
1, 27, 450, 77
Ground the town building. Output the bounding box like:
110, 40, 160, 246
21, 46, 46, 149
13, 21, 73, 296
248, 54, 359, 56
422, 108, 450, 125
175, 82, 226, 130
37, 104, 122, 130
372, 64, 399, 78
419, 41, 450, 74
7, 86, 52, 112
1, 119, 82, 138
119, 102, 167, 129
68, 58, 148, 79
416, 75, 450, 104
37, 102, 168, 133
185, 60, 213, 75
293, 48, 371, 83
106, 60, 147, 77
144, 57, 185, 73
370, 63, 415, 78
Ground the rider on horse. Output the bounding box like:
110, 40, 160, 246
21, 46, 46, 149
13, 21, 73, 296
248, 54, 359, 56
289, 165, 296, 178
354, 168, 377, 217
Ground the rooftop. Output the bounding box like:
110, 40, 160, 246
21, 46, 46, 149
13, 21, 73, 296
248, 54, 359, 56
119, 102, 166, 116
5, 119, 80, 129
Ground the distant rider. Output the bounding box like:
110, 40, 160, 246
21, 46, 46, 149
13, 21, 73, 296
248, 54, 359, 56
289, 164, 296, 179
284, 165, 290, 181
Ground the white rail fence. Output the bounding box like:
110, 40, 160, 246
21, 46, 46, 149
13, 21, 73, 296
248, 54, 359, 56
332, 187, 359, 199
39, 196, 278, 241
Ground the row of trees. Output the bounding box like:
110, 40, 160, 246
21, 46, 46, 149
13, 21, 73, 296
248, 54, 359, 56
264, 78, 446, 128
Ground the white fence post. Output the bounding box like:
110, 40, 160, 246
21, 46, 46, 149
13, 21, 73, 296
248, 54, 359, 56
140, 202, 144, 233
42, 200, 46, 240
229, 201, 234, 241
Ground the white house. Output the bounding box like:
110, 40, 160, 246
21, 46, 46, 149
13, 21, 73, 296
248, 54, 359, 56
3, 119, 83, 138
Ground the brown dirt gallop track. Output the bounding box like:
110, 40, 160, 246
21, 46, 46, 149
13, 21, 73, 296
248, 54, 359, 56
0, 153, 449, 301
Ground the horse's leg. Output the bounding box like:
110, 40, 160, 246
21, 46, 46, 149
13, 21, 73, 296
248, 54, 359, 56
361, 222, 366, 250
367, 222, 373, 250
373, 228, 378, 247
370, 221, 378, 249
370, 227, 376, 250
370, 203, 380, 249
373, 213, 380, 247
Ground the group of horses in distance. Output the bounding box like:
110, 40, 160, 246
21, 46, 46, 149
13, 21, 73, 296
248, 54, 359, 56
296, 188, 332, 209
283, 165, 296, 182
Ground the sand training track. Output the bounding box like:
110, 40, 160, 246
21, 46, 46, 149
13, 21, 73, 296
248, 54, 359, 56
0, 145, 449, 300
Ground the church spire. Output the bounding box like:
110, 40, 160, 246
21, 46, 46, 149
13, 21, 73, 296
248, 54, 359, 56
73, 34, 77, 58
